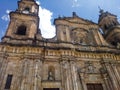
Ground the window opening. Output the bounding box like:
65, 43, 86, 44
104, 25, 108, 30
111, 41, 117, 46
4, 74, 13, 89
24, 7, 30, 12
16, 25, 26, 35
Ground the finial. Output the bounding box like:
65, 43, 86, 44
73, 12, 78, 17
98, 6, 104, 14
58, 15, 61, 19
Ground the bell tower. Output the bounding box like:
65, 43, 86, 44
98, 9, 120, 46
2, 0, 40, 45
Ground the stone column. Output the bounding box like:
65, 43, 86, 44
19, 56, 43, 90
0, 53, 9, 90
67, 61, 73, 90
116, 62, 120, 78
70, 61, 82, 90
12, 59, 22, 90
60, 60, 73, 90
103, 74, 112, 90
110, 63, 120, 88
34, 60, 38, 90
100, 61, 115, 90
60, 61, 65, 90
79, 73, 87, 90
116, 62, 120, 75
60, 62, 65, 90
34, 59, 42, 90
20, 59, 29, 90
105, 62, 119, 90
100, 67, 113, 90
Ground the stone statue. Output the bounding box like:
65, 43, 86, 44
48, 71, 55, 81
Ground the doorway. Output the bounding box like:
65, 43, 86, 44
87, 83, 103, 90
43, 88, 59, 90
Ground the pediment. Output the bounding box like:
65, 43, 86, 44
64, 16, 96, 25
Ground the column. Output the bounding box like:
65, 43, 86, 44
79, 73, 87, 90
27, 59, 34, 90
100, 68, 113, 90
60, 61, 65, 90
70, 61, 82, 90
0, 53, 9, 90
60, 60, 73, 90
105, 62, 119, 90
12, 59, 22, 90
110, 63, 120, 88
34, 59, 42, 90
116, 63, 120, 78
20, 59, 29, 90
100, 60, 114, 90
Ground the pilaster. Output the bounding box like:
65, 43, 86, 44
100, 59, 120, 90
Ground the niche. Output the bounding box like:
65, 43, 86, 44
48, 66, 55, 81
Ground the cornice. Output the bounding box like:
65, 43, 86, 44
0, 45, 119, 61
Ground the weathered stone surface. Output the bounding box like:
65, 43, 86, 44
0, 0, 120, 90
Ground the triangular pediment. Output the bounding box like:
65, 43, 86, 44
64, 16, 97, 25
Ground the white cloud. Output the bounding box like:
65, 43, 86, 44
36, 0, 40, 5
1, 9, 11, 21
72, 0, 80, 7
36, 1, 55, 38
6, 9, 11, 14
1, 15, 9, 21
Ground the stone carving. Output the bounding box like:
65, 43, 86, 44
48, 71, 55, 81
72, 28, 88, 44
48, 66, 55, 81
117, 42, 120, 48
78, 61, 96, 74
86, 61, 96, 73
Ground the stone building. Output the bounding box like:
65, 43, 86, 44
0, 0, 120, 90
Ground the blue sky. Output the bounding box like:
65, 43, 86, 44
0, 0, 120, 38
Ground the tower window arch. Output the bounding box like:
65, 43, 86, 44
24, 7, 30, 12
25, 7, 30, 11
16, 25, 27, 35
23, 7, 30, 14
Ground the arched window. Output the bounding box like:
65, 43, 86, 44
104, 25, 108, 30
16, 25, 27, 35
23, 7, 30, 14
111, 41, 117, 46
24, 7, 30, 12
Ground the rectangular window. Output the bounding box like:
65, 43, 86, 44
4, 74, 13, 89
87, 83, 103, 90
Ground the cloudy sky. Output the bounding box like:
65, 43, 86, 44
0, 0, 120, 39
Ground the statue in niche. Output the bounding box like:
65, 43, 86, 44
48, 66, 55, 81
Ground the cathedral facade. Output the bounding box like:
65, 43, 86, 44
0, 0, 120, 90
